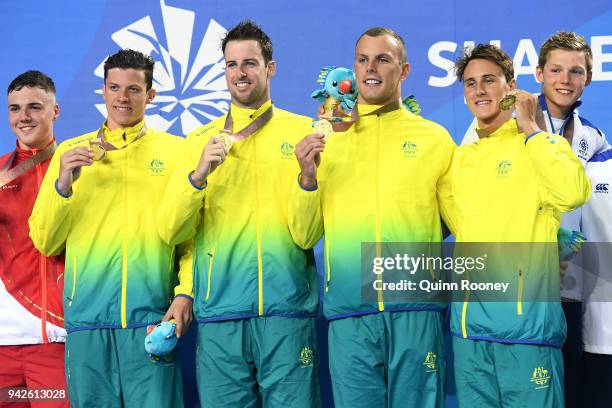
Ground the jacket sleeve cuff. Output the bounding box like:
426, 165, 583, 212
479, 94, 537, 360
188, 172, 207, 190
174, 293, 193, 302
54, 179, 72, 198
525, 130, 543, 144
297, 173, 318, 191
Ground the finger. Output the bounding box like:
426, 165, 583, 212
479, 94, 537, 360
184, 311, 193, 329
206, 153, 225, 164
161, 309, 172, 322
174, 314, 184, 338
306, 148, 324, 162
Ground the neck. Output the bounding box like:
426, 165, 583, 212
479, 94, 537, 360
357, 94, 399, 106
106, 118, 143, 131
477, 111, 513, 136
18, 135, 53, 150
544, 96, 572, 119
232, 94, 271, 110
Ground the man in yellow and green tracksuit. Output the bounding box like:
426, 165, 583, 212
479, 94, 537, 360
289, 27, 455, 407
157, 21, 321, 407
29, 50, 191, 408
446, 44, 590, 407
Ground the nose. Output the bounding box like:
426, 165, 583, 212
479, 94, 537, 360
559, 70, 570, 84
118, 89, 129, 102
475, 81, 486, 96
18, 108, 32, 122
339, 79, 352, 93
366, 60, 377, 73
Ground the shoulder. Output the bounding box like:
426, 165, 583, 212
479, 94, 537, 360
577, 114, 604, 138
0, 150, 13, 164
402, 111, 454, 143
57, 131, 99, 152
271, 107, 313, 127
588, 149, 612, 164
187, 116, 225, 140
146, 128, 184, 143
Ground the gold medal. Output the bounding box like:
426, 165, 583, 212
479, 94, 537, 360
218, 133, 234, 152
89, 139, 106, 161
313, 119, 333, 139
499, 94, 516, 111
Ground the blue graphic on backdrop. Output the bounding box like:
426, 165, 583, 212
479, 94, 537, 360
92, 0, 230, 135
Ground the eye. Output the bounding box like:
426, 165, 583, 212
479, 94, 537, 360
332, 81, 337, 87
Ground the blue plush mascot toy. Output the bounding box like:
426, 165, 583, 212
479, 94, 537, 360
145, 321, 178, 358
311, 66, 358, 120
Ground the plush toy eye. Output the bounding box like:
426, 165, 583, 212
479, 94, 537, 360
332, 81, 338, 87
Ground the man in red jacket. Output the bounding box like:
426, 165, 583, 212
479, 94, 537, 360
0, 70, 68, 407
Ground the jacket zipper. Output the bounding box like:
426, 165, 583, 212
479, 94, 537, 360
461, 139, 489, 338
36, 162, 49, 343
121, 141, 128, 328
376, 116, 384, 311
325, 239, 331, 292
517, 269, 523, 315
254, 132, 264, 316
206, 249, 215, 300
69, 257, 77, 306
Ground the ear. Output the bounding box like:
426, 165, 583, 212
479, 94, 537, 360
400, 62, 410, 81
535, 66, 544, 83
146, 88, 157, 104
585, 70, 592, 87
508, 77, 516, 91
267, 60, 277, 79
53, 103, 60, 121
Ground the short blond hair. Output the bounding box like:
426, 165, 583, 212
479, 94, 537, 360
539, 31, 592, 73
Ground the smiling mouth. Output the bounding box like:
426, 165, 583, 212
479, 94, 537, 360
235, 81, 251, 89
556, 89, 573, 95
18, 125, 36, 131
364, 79, 381, 86
474, 100, 492, 106
114, 106, 132, 112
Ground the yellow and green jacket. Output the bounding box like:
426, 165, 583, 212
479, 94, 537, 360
29, 121, 192, 333
288, 103, 456, 320
445, 118, 590, 347
157, 101, 318, 322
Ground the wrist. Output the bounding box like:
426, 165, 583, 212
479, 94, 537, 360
189, 171, 207, 190
521, 121, 540, 136
298, 173, 318, 191
190, 170, 208, 187
55, 179, 72, 198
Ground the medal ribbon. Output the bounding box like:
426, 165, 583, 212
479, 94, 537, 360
331, 99, 403, 132
0, 142, 57, 188
222, 105, 274, 142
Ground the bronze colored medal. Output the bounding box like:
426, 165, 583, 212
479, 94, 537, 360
89, 139, 106, 161
218, 133, 234, 152
313, 119, 333, 139
499, 94, 516, 111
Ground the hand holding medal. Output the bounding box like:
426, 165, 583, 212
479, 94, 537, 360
57, 146, 95, 196
505, 89, 541, 136
191, 136, 229, 187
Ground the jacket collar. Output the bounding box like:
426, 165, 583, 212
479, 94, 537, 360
102, 120, 146, 146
